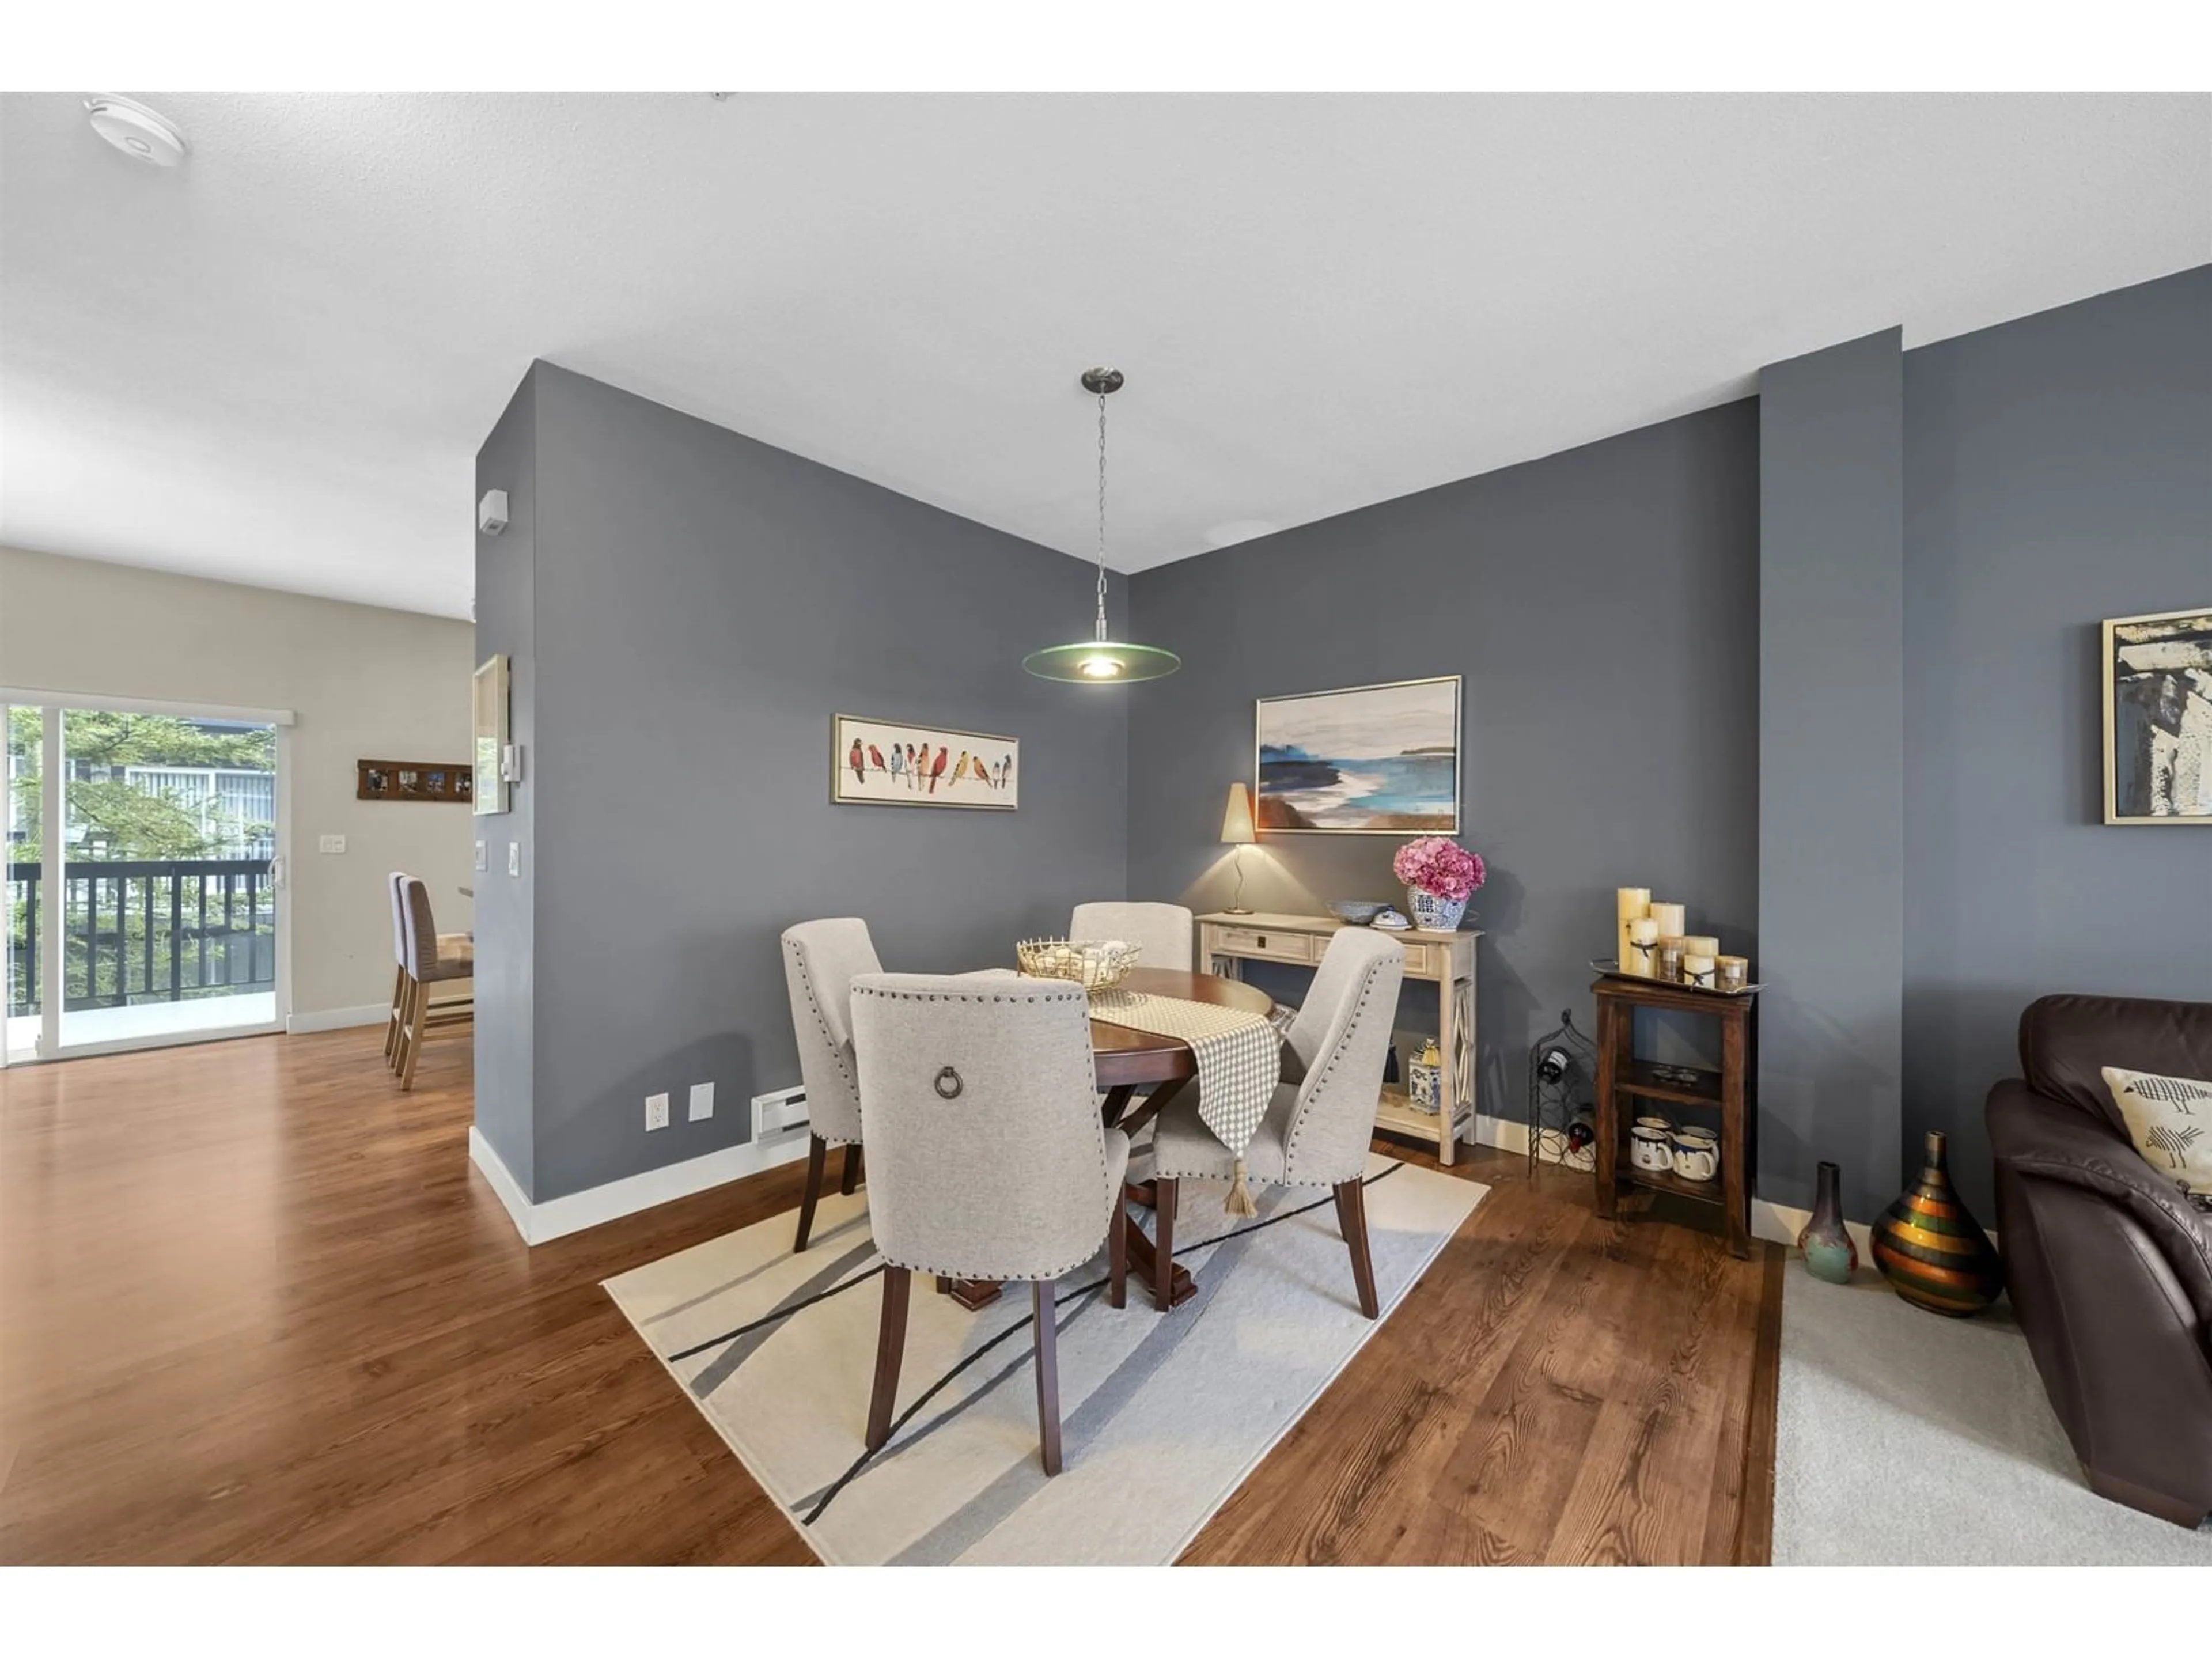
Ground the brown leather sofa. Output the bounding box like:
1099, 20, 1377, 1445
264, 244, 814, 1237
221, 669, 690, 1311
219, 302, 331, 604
1987, 994, 2212, 1528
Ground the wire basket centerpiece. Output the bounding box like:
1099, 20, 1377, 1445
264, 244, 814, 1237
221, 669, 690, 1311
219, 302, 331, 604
1016, 937, 1142, 995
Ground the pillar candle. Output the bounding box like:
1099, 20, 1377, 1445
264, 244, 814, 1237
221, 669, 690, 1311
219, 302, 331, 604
1684, 934, 1720, 960
1626, 918, 1660, 976
1683, 952, 1716, 988
1616, 887, 1650, 975
1647, 902, 1686, 942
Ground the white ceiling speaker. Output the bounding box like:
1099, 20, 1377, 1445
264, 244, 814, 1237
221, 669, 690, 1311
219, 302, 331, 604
84, 94, 190, 167
478, 488, 510, 537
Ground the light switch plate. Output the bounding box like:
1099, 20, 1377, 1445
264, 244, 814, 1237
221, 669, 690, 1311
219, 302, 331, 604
688, 1082, 714, 1122
474, 840, 487, 872
318, 834, 346, 854
645, 1093, 670, 1131
507, 842, 520, 877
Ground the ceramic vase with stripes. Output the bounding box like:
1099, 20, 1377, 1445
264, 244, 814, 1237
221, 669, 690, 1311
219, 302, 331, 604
1872, 1131, 2003, 1316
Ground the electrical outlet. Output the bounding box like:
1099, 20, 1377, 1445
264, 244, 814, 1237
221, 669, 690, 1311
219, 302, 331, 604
507, 842, 520, 878
474, 840, 487, 872
687, 1081, 714, 1122
317, 834, 346, 854
645, 1092, 670, 1131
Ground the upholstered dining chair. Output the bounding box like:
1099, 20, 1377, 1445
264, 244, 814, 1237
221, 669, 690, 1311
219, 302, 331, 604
1069, 901, 1194, 974
393, 876, 473, 1090
780, 918, 882, 1251
1149, 927, 1405, 1317
849, 973, 1130, 1475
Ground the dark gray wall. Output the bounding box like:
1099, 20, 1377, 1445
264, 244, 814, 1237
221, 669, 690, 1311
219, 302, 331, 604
517, 364, 1127, 1201
1757, 330, 1904, 1219
1126, 401, 1762, 1126
1903, 266, 2212, 1219
472, 368, 539, 1192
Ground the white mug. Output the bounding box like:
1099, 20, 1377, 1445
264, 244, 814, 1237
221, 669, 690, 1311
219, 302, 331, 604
1671, 1129, 1719, 1183
1630, 1124, 1673, 1173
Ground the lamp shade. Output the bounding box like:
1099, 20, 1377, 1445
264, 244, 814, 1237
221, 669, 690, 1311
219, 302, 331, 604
1220, 781, 1257, 845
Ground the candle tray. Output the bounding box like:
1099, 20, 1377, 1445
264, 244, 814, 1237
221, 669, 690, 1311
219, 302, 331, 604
1590, 958, 1762, 998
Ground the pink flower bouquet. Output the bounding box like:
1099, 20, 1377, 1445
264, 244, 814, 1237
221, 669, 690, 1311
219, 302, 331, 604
1392, 836, 1486, 902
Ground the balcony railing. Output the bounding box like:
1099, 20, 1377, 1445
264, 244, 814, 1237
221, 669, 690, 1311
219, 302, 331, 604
6, 858, 275, 1014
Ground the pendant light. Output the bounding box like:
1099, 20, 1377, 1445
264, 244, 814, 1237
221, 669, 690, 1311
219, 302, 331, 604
1023, 368, 1181, 683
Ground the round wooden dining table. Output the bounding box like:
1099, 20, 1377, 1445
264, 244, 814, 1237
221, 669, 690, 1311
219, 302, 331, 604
944, 966, 1274, 1315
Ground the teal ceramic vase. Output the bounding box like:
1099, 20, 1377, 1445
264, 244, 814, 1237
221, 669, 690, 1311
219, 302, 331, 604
1797, 1160, 1858, 1285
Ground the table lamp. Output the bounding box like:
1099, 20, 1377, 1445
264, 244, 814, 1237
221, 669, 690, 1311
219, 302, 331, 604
1221, 781, 1257, 914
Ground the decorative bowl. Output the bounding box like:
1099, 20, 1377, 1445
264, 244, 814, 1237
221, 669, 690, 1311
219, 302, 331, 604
1016, 937, 1142, 994
1327, 900, 1389, 926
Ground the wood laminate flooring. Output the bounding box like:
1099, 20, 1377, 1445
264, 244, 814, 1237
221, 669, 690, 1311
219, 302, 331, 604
0, 1028, 1780, 1565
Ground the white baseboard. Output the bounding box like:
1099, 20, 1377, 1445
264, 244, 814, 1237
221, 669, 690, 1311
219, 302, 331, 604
287, 1002, 388, 1035
468, 1122, 812, 1246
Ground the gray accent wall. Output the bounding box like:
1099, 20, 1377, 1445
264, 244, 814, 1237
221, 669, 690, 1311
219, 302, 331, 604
1903, 266, 2212, 1219
472, 367, 539, 1192
1756, 330, 1905, 1220
478, 363, 1127, 1203
1125, 402, 1762, 1128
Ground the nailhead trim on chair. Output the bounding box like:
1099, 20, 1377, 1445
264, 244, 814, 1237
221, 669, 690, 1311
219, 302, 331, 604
853, 980, 1111, 1281
787, 935, 866, 1149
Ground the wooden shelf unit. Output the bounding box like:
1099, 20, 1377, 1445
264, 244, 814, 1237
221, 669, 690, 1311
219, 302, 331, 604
1198, 912, 1480, 1165
1592, 975, 1757, 1257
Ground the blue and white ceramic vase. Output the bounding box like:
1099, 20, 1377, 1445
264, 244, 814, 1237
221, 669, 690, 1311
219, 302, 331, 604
1406, 889, 1468, 931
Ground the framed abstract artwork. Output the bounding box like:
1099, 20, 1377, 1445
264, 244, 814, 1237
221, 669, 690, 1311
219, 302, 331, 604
471, 653, 510, 817
2104, 607, 2211, 825
832, 714, 1018, 810
1255, 675, 1461, 834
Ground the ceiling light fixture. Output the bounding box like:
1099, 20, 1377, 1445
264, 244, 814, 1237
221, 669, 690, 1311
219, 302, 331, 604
1023, 368, 1180, 684
84, 94, 190, 168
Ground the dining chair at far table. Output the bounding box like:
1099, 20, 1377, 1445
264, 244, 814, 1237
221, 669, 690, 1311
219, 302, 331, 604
1150, 927, 1406, 1318
392, 874, 474, 1089
1069, 901, 1194, 973
780, 918, 882, 1252
849, 973, 1131, 1476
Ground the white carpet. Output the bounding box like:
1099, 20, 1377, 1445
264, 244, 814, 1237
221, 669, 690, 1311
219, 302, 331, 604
1774, 1271, 2212, 1565
604, 1152, 1482, 1565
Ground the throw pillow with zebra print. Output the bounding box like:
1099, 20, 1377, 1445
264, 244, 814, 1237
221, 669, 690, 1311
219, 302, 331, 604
2103, 1066, 2212, 1204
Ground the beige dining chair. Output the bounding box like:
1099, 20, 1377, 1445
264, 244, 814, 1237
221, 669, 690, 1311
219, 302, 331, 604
1149, 927, 1404, 1317
387, 870, 472, 1074
393, 876, 473, 1089
849, 973, 1130, 1475
780, 918, 881, 1251
1069, 902, 1194, 974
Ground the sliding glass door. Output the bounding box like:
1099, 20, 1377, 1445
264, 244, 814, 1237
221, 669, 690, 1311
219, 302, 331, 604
3, 698, 285, 1060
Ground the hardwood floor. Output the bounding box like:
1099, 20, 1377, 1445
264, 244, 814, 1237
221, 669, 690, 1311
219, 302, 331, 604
0, 1028, 1779, 1565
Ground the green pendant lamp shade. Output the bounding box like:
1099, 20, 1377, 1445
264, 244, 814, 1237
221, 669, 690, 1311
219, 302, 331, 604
1025, 368, 1180, 684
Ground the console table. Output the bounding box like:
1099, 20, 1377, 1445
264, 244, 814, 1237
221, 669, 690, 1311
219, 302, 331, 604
1196, 912, 1480, 1165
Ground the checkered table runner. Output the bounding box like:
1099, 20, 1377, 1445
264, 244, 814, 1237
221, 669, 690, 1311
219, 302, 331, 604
1089, 990, 1280, 1215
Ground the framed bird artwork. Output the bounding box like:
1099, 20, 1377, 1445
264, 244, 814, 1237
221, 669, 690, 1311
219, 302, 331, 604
831, 714, 1018, 810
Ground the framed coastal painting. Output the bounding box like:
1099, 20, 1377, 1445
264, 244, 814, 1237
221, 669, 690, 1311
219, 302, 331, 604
1254, 676, 1460, 834
832, 714, 1018, 810
2104, 607, 2211, 825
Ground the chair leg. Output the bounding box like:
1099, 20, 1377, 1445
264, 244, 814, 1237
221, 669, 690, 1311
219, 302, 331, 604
398, 976, 427, 1092
793, 1133, 828, 1252
384, 965, 405, 1066
865, 1264, 911, 1453
1032, 1278, 1063, 1475
1108, 1195, 1127, 1309
1153, 1177, 1179, 1312
1335, 1178, 1380, 1319
839, 1142, 863, 1196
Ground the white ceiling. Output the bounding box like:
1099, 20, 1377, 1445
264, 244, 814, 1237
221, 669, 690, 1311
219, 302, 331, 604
3, 92, 2207, 620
